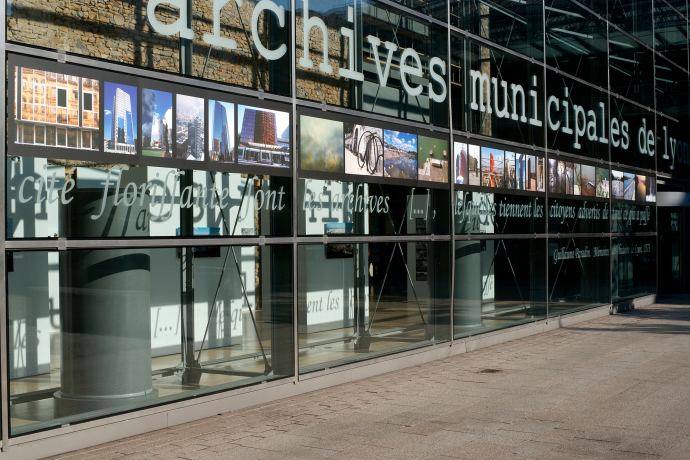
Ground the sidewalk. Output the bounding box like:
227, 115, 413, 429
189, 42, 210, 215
46, 297, 690, 460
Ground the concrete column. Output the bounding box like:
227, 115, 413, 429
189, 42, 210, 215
55, 171, 156, 417
454, 241, 483, 328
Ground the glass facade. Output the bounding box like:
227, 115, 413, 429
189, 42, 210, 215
1, 0, 678, 449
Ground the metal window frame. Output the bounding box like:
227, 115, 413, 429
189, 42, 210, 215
0, 0, 669, 451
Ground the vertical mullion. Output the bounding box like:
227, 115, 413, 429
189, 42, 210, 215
0, 0, 9, 446
542, 0, 549, 323
447, 0, 455, 345
291, 0, 299, 382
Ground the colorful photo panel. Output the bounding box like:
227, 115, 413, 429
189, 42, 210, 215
596, 168, 609, 198
481, 147, 504, 188
104, 82, 137, 154
344, 123, 383, 176
516, 153, 526, 190
647, 177, 656, 202
383, 130, 417, 180
454, 142, 468, 185
548, 159, 558, 193
142, 89, 173, 158
175, 94, 204, 161
622, 172, 635, 200
581, 165, 596, 196
557, 161, 566, 194
611, 170, 624, 199
537, 158, 545, 191
418, 136, 448, 183
573, 163, 581, 195
209, 100, 235, 163
239, 105, 290, 168
565, 162, 574, 195
635, 175, 647, 202
300, 115, 344, 173
526, 155, 537, 191
468, 145, 480, 186
14, 66, 100, 151
505, 151, 516, 189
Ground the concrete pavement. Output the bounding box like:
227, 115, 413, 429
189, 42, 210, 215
44, 296, 690, 460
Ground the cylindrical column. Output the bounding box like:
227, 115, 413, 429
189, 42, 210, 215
454, 241, 483, 328
55, 180, 156, 417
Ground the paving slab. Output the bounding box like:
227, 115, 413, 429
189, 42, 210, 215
42, 297, 690, 460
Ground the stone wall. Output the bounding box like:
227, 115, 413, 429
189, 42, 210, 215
7, 0, 351, 102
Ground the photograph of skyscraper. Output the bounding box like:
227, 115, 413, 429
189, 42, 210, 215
14, 66, 100, 151
238, 105, 290, 168
209, 100, 234, 163
104, 82, 137, 154
142, 89, 173, 158
176, 94, 204, 161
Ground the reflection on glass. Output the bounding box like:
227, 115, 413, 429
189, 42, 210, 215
298, 179, 449, 236
8, 245, 293, 436
298, 242, 450, 374
6, 157, 292, 238
549, 237, 611, 315
454, 239, 546, 338
612, 236, 657, 302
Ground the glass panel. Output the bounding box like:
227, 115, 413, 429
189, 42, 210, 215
454, 191, 546, 234
611, 201, 657, 232
454, 238, 546, 339
296, 0, 449, 126
609, 29, 655, 108
6, 158, 293, 238
654, 1, 689, 70
451, 36, 545, 147
545, 68, 609, 161
298, 179, 449, 236
609, 100, 656, 170
612, 235, 657, 302
656, 58, 689, 122
8, 245, 293, 436
548, 236, 611, 315
8, 0, 293, 96
609, 0, 654, 47
298, 241, 450, 373
388, 0, 447, 21
544, 0, 609, 88
451, 0, 544, 60
657, 115, 690, 176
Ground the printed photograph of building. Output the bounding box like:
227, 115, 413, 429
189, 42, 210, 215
526, 155, 537, 191
345, 123, 384, 176
104, 82, 136, 154
581, 165, 596, 196
612, 170, 625, 199
623, 171, 636, 200
573, 163, 581, 195
647, 177, 657, 202
548, 159, 558, 194
454, 142, 467, 185
238, 105, 290, 168
176, 94, 204, 161
142, 89, 172, 158
596, 168, 610, 198
636, 174, 647, 202
300, 115, 344, 173
383, 130, 417, 180
468, 145, 480, 186
14, 67, 100, 151
557, 161, 566, 194
209, 100, 234, 163
505, 151, 516, 189
565, 162, 574, 195
537, 158, 545, 192
481, 147, 504, 188
417, 136, 448, 183
516, 154, 526, 190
